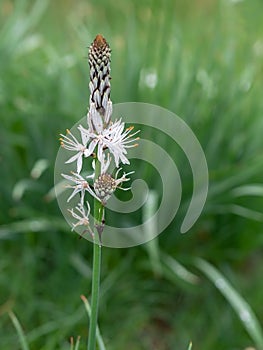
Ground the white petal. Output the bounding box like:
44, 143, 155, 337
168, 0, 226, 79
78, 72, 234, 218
93, 111, 103, 133
65, 152, 81, 164
67, 187, 80, 202
76, 155, 83, 174
79, 125, 90, 145
93, 90, 101, 108
97, 144, 104, 164
84, 139, 97, 157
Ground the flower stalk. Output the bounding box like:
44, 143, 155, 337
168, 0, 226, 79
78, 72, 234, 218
59, 34, 139, 350
88, 166, 102, 350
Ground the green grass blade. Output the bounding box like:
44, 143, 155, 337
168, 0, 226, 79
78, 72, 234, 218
81, 295, 106, 350
30, 159, 49, 179
143, 190, 162, 277
187, 341, 193, 350
214, 204, 263, 221
69, 336, 81, 350
231, 184, 263, 197
70, 337, 74, 350
194, 258, 263, 349
74, 336, 81, 350
162, 253, 199, 285
8, 311, 30, 350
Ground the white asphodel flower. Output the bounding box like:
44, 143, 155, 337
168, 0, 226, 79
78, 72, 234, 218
60, 129, 89, 174
79, 118, 140, 169
62, 172, 98, 204
68, 202, 93, 238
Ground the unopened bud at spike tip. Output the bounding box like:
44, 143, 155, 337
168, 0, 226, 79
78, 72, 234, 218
88, 34, 111, 119
94, 34, 108, 48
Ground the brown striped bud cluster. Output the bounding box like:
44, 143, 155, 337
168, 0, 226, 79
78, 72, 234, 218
88, 34, 112, 121
94, 171, 134, 205
94, 173, 117, 203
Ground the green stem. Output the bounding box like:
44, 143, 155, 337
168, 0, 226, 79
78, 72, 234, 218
88, 161, 104, 350
87, 238, 101, 350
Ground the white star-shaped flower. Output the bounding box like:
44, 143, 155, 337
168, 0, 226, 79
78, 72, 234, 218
68, 202, 93, 238
78, 118, 139, 168
62, 172, 98, 204
60, 129, 89, 174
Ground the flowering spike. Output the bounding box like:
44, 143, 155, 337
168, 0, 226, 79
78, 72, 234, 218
88, 34, 112, 121
59, 34, 139, 237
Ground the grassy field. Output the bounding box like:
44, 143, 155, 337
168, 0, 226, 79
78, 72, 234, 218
1, 0, 263, 349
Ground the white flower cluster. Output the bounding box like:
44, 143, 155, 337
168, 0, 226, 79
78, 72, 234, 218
59, 35, 139, 236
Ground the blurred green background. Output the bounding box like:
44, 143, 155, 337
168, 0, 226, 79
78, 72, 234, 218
1, 0, 263, 349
